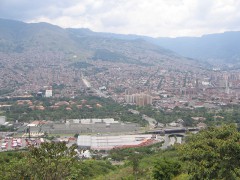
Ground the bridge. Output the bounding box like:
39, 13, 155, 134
146, 127, 200, 149
147, 127, 199, 135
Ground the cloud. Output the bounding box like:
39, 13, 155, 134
1, 0, 240, 37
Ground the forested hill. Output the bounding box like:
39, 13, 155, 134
1, 19, 240, 65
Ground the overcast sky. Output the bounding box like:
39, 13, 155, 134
1, 0, 240, 37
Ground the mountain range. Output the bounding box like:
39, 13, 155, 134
152, 32, 240, 64
71, 29, 240, 65
0, 18, 183, 66
1, 18, 240, 65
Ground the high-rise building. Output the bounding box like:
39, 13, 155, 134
224, 73, 230, 94
125, 89, 152, 106
134, 93, 152, 106
125, 95, 135, 103
146, 94, 153, 105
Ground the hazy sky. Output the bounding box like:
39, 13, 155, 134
1, 0, 240, 37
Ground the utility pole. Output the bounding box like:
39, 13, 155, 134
27, 126, 30, 139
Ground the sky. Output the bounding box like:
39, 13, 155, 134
1, 0, 240, 37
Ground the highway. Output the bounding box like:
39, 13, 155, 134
142, 114, 157, 129
82, 77, 91, 88
82, 76, 108, 98
160, 135, 183, 149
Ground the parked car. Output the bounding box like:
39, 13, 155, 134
1, 142, 7, 149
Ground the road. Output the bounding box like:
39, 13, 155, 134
160, 135, 183, 149
82, 77, 91, 88
142, 115, 157, 128
161, 135, 170, 149
82, 76, 108, 98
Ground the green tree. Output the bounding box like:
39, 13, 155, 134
27, 142, 78, 179
152, 158, 181, 180
0, 151, 31, 179
0, 143, 116, 180
129, 153, 141, 177
74, 133, 79, 138
179, 124, 240, 180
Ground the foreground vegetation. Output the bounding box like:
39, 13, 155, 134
1, 124, 240, 179
0, 143, 115, 180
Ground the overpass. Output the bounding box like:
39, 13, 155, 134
147, 127, 199, 135
146, 127, 200, 149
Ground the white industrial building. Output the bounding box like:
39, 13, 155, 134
68, 118, 118, 124
45, 90, 53, 97
0, 116, 6, 125
77, 134, 160, 150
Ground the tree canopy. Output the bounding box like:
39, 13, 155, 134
0, 142, 115, 180
179, 124, 240, 180
27, 142, 77, 179
153, 158, 181, 180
